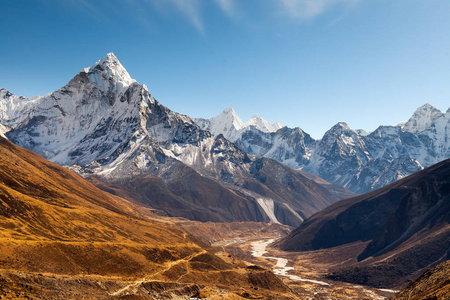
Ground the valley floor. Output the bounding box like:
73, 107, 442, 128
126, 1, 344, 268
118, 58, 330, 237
181, 221, 399, 300
0, 220, 411, 299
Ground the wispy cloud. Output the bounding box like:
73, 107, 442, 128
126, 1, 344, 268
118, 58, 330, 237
214, 0, 235, 17
280, 0, 359, 20
69, 0, 359, 36
169, 0, 204, 34
168, 0, 238, 33
58, 0, 106, 20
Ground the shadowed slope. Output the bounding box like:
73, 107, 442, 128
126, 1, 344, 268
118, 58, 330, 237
277, 158, 450, 288
278, 159, 450, 252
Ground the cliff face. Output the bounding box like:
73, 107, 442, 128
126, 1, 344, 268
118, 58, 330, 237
359, 172, 450, 260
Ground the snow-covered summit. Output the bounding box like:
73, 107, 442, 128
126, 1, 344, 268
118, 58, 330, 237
330, 122, 354, 132
1, 54, 339, 227
244, 114, 284, 133
193, 108, 283, 141
214, 107, 244, 131
0, 53, 158, 165
403, 103, 444, 133
193, 107, 243, 141
82, 52, 136, 95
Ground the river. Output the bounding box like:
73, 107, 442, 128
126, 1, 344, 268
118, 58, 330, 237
251, 239, 330, 286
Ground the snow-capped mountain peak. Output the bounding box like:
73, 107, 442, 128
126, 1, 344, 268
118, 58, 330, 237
82, 52, 136, 95
0, 54, 155, 165
194, 108, 284, 141
403, 103, 444, 133
193, 107, 244, 140
219, 107, 245, 131
244, 113, 284, 133
326, 122, 355, 135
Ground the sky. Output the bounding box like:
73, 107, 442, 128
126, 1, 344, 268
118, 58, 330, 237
1, 0, 449, 139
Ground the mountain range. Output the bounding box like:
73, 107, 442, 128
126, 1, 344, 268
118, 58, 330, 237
0, 53, 355, 227
195, 105, 450, 194
1, 52, 449, 298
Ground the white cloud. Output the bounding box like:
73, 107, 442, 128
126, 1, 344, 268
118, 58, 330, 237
62, 0, 104, 19
163, 0, 238, 34
281, 0, 359, 20
128, 0, 358, 35
166, 0, 204, 34
215, 0, 235, 17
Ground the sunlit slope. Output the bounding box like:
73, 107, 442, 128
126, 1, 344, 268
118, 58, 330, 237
390, 260, 450, 300
0, 135, 173, 244
0, 136, 294, 299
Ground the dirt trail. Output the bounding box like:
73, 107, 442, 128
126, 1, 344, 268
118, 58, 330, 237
110, 249, 207, 296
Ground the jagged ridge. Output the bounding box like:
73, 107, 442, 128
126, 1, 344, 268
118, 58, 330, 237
195, 104, 450, 194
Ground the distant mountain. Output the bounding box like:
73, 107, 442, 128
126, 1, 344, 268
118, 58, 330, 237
276, 158, 450, 288
0, 135, 295, 299
195, 104, 450, 194
390, 260, 450, 300
0, 53, 354, 227
193, 107, 283, 141
402, 103, 445, 133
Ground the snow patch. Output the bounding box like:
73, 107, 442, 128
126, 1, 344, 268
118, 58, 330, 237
0, 122, 10, 139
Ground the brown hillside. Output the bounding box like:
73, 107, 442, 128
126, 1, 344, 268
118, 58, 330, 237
390, 260, 450, 300
0, 136, 296, 299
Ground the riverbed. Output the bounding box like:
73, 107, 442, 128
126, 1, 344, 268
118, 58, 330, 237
251, 239, 330, 286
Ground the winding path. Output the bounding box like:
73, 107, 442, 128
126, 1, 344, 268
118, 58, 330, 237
109, 249, 207, 296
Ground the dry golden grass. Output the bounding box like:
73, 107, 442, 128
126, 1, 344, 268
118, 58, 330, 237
390, 260, 450, 300
0, 137, 299, 299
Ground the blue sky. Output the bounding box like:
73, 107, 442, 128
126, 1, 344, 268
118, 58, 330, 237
1, 0, 449, 138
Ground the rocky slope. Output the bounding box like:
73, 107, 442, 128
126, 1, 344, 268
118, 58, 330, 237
276, 158, 450, 288
0, 53, 354, 227
196, 104, 450, 194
